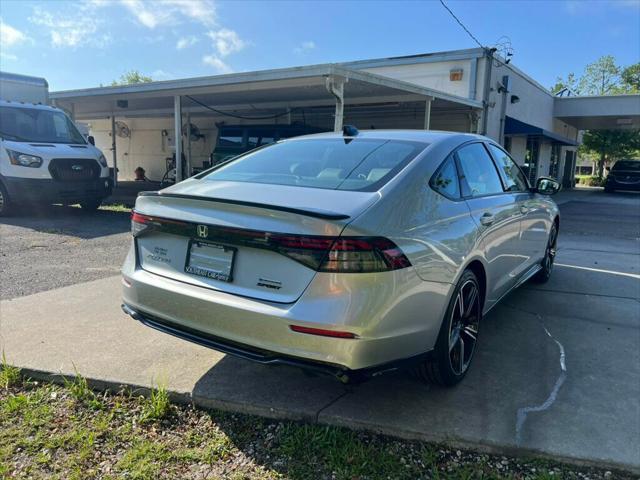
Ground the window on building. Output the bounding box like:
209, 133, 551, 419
430, 156, 460, 199
456, 143, 505, 197
549, 144, 561, 179
487, 144, 529, 192
524, 137, 540, 185
504, 136, 512, 154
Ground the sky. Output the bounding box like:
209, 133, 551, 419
0, 0, 639, 92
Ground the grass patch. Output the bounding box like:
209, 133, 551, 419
0, 353, 21, 389
139, 384, 171, 424
100, 203, 132, 212
0, 379, 633, 480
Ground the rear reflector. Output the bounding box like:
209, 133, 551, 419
130, 211, 411, 273
289, 325, 357, 339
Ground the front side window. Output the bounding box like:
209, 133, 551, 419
456, 143, 504, 197
487, 144, 529, 192
430, 156, 460, 199
203, 138, 427, 191
0, 106, 85, 144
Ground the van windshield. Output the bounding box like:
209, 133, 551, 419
203, 138, 427, 191
0, 106, 86, 144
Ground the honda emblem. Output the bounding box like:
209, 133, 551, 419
197, 225, 208, 238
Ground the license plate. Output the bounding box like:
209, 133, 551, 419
185, 241, 236, 282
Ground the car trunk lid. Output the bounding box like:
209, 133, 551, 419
133, 180, 379, 303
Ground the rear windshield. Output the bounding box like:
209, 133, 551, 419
612, 160, 640, 171
0, 106, 86, 144
202, 138, 427, 191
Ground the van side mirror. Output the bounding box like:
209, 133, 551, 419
87, 135, 95, 146
536, 177, 560, 195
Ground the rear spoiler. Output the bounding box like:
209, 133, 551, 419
138, 191, 351, 221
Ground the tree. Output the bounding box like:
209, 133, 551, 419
621, 63, 640, 93
582, 129, 640, 177
550, 72, 579, 95
550, 56, 637, 96
578, 55, 623, 95
111, 70, 153, 86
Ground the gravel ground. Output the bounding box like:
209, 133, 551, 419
0, 205, 131, 300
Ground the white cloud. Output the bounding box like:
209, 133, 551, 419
176, 35, 198, 49
0, 18, 29, 47
120, 0, 216, 29
206, 28, 245, 57
151, 69, 176, 80
29, 7, 110, 48
294, 40, 315, 54
0, 51, 18, 61
202, 54, 233, 73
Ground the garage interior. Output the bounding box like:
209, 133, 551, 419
50, 65, 482, 189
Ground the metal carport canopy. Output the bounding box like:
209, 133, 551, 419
49, 64, 481, 120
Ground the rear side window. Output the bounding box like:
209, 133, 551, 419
430, 156, 460, 199
487, 144, 529, 192
203, 138, 427, 191
456, 143, 504, 197
613, 161, 640, 171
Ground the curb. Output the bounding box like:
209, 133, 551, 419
10, 366, 640, 476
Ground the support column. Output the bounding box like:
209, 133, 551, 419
423, 98, 433, 130
174, 96, 183, 182
185, 110, 192, 178
325, 76, 346, 132
110, 115, 118, 187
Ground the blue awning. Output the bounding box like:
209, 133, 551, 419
505, 116, 578, 146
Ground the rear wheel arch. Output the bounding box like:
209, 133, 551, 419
462, 259, 487, 311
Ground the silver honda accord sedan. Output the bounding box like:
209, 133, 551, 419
121, 128, 560, 385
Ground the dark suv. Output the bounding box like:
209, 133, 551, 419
210, 124, 326, 165
605, 160, 640, 193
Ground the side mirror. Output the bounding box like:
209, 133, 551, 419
87, 135, 95, 146
536, 176, 561, 195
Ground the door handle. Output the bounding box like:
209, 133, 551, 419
520, 205, 529, 214
479, 212, 494, 226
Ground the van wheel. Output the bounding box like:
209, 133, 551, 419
414, 269, 481, 386
80, 198, 102, 211
0, 182, 11, 216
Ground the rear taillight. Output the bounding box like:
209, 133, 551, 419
270, 235, 411, 273
131, 211, 150, 237
320, 237, 411, 273
131, 211, 188, 237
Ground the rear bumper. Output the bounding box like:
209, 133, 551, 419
122, 303, 431, 382
0, 175, 112, 204
121, 248, 451, 372
606, 177, 640, 191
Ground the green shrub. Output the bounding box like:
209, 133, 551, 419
577, 176, 604, 187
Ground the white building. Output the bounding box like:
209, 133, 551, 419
48, 48, 640, 188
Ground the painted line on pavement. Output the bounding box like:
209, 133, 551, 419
515, 319, 567, 446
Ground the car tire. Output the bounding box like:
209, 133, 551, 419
532, 222, 558, 284
79, 198, 102, 212
414, 269, 482, 386
0, 182, 11, 216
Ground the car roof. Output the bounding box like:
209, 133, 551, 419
0, 100, 60, 112
284, 129, 490, 146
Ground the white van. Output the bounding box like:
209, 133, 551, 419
0, 73, 111, 215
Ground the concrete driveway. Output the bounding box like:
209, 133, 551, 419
1, 188, 638, 471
